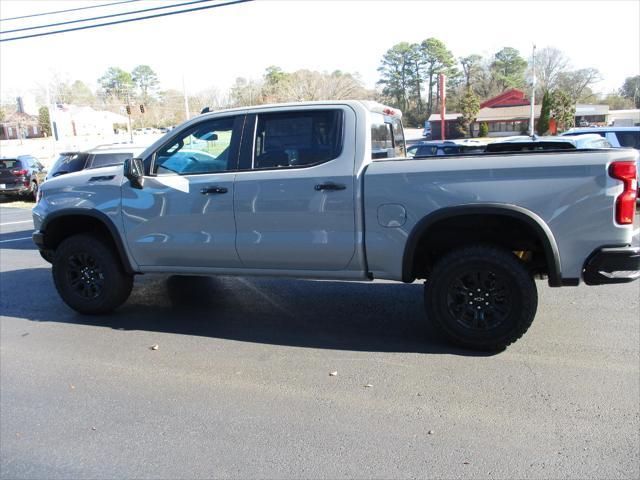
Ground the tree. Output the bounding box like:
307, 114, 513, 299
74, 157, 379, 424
491, 47, 527, 91
131, 65, 159, 103
38, 106, 51, 136
536, 90, 552, 135
229, 77, 264, 107
458, 86, 480, 137
598, 91, 635, 110
534, 47, 569, 95
550, 89, 575, 132
620, 75, 640, 108
479, 122, 489, 137
98, 67, 133, 100
282, 70, 368, 102
473, 58, 499, 99
69, 80, 96, 106
460, 54, 483, 88
556, 68, 601, 103
419, 38, 457, 119
377, 42, 420, 115
0, 108, 5, 122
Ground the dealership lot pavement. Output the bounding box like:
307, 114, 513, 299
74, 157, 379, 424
1, 204, 639, 479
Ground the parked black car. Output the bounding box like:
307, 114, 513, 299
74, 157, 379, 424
46, 145, 146, 180
0, 155, 47, 199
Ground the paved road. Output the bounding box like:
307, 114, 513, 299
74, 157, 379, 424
1, 205, 639, 479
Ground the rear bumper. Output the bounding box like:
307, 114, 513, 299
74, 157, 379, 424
0, 185, 28, 195
583, 246, 640, 285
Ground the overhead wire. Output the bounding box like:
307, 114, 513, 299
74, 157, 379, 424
0, 0, 142, 22
1, 0, 217, 35
0, 0, 253, 42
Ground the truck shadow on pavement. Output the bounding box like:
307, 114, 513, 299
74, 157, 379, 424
0, 268, 494, 356
0, 229, 37, 250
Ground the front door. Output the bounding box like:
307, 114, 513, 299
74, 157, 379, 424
121, 115, 243, 268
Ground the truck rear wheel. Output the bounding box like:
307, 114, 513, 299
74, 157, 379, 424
52, 234, 133, 314
424, 245, 537, 351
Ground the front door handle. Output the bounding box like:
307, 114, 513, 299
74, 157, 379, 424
200, 186, 228, 195
314, 182, 346, 191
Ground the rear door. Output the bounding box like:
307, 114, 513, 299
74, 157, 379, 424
233, 106, 357, 270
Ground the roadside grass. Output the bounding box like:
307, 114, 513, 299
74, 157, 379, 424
0, 196, 35, 209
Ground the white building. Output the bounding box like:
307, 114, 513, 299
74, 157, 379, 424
52, 105, 128, 139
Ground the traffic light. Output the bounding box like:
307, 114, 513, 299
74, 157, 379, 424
140, 104, 145, 114
125, 105, 131, 115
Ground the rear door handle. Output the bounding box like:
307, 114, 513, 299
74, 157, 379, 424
200, 186, 228, 195
314, 182, 346, 191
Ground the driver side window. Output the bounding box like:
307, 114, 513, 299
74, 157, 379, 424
153, 116, 239, 175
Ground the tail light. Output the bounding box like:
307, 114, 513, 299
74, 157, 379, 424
609, 161, 637, 225
12, 169, 28, 176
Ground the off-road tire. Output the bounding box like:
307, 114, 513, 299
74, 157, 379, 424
424, 245, 538, 351
52, 234, 133, 314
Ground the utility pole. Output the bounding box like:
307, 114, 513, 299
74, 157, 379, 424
182, 75, 190, 121
45, 83, 57, 156
529, 44, 536, 137
125, 89, 133, 143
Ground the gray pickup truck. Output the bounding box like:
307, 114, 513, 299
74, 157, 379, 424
32, 101, 640, 350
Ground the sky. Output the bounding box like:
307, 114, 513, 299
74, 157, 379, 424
1, 0, 639, 103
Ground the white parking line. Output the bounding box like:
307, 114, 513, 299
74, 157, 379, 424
633, 228, 640, 237
0, 220, 32, 226
0, 236, 32, 243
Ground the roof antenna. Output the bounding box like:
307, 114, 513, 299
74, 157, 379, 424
529, 43, 537, 140
201, 107, 210, 114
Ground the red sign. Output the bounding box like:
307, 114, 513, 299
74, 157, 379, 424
439, 73, 446, 141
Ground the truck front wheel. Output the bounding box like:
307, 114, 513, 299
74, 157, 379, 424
52, 234, 133, 314
424, 245, 538, 351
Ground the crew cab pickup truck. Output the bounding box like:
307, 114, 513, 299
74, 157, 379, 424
32, 101, 640, 350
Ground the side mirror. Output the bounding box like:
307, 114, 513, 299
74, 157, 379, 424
124, 157, 144, 189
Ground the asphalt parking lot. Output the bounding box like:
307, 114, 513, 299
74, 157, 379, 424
1, 203, 639, 479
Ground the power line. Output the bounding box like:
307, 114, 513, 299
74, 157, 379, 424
2, 0, 216, 35
0, 0, 253, 42
0, 0, 142, 22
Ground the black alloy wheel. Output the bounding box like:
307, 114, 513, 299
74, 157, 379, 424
66, 252, 105, 299
52, 233, 133, 314
446, 269, 513, 331
424, 245, 538, 351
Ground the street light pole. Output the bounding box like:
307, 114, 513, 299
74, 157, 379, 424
182, 75, 190, 121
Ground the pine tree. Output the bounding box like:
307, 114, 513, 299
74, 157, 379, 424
536, 90, 551, 135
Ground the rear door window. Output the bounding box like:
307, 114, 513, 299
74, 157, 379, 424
252, 110, 343, 169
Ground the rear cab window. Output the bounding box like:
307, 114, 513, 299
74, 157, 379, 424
616, 131, 640, 149
370, 112, 405, 159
